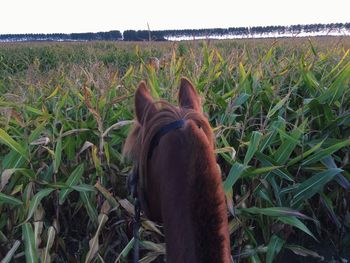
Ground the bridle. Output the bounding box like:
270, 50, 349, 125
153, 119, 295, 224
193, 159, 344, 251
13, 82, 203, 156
128, 119, 186, 262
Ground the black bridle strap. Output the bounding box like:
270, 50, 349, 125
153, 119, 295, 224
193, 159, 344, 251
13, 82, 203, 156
133, 197, 140, 263
128, 167, 140, 262
148, 119, 186, 159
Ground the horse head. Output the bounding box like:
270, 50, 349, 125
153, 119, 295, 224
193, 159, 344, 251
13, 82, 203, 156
124, 77, 231, 262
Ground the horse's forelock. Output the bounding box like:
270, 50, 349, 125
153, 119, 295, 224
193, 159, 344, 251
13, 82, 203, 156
123, 99, 213, 176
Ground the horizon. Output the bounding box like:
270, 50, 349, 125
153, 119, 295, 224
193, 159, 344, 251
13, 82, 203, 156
1, 22, 349, 36
1, 0, 349, 34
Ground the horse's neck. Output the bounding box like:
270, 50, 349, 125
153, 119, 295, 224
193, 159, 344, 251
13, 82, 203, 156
162, 199, 198, 262
158, 154, 230, 262
150, 121, 231, 262
160, 172, 231, 263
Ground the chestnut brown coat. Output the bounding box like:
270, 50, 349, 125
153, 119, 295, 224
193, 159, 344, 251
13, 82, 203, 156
124, 78, 231, 263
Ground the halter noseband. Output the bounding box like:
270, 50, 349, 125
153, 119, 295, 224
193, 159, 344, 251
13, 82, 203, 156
128, 118, 186, 262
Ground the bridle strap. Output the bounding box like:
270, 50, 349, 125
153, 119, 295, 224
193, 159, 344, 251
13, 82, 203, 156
128, 167, 140, 262
133, 197, 140, 263
148, 119, 186, 159
128, 119, 186, 263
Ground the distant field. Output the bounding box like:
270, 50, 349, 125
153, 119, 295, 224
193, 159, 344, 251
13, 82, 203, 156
0, 37, 349, 262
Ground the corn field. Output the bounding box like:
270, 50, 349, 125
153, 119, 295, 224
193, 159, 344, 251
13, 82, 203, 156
0, 38, 349, 262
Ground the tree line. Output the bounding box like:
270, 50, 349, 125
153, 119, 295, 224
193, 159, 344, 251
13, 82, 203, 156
1, 23, 350, 42
0, 31, 122, 42
123, 23, 350, 41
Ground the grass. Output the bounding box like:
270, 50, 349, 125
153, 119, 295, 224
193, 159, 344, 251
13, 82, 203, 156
0, 37, 349, 262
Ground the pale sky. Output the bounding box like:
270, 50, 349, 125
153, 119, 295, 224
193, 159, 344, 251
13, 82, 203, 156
1, 0, 349, 34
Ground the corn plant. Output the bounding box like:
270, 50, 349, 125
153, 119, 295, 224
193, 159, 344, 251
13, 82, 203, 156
0, 38, 349, 262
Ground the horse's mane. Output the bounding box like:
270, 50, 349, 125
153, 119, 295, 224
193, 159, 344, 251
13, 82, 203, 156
186, 120, 229, 262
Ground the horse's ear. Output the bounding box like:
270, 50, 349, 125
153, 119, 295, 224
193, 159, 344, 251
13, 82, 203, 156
135, 81, 157, 125
178, 77, 201, 112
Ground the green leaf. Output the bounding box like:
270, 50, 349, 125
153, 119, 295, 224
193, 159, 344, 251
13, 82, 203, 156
308, 39, 317, 56
264, 46, 274, 63
23, 223, 38, 263
250, 254, 262, 263
80, 192, 98, 225
321, 156, 350, 190
302, 139, 350, 166
233, 93, 250, 107
318, 60, 350, 104
239, 207, 312, 220
223, 162, 247, 193
114, 237, 135, 262
25, 188, 55, 223
266, 235, 285, 263
121, 65, 134, 81
148, 67, 160, 99
54, 136, 62, 174
259, 118, 284, 152
248, 166, 284, 175
292, 168, 343, 205
324, 49, 349, 80
0, 192, 23, 206
25, 106, 44, 116
1, 240, 21, 263
71, 184, 96, 192
267, 93, 290, 119
273, 119, 307, 164
287, 140, 324, 166
2, 150, 25, 170
278, 216, 317, 241
302, 71, 319, 92
0, 128, 28, 160
59, 163, 85, 205
42, 226, 56, 263
46, 85, 60, 99
1, 168, 35, 188
285, 244, 324, 260
28, 122, 46, 143
256, 152, 294, 182
244, 131, 262, 165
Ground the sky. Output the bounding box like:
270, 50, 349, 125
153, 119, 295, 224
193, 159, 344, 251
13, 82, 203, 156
1, 0, 349, 34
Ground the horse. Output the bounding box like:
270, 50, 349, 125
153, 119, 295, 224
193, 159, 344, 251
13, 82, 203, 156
123, 77, 231, 263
